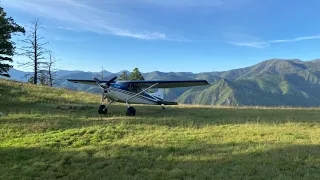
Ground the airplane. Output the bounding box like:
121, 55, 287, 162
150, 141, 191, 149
67, 76, 209, 116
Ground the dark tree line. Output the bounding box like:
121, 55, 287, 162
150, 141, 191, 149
118, 68, 145, 80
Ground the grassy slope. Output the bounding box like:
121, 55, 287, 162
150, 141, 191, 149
1, 79, 320, 179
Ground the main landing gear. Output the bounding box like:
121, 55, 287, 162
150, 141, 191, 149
98, 100, 136, 116
99, 104, 136, 116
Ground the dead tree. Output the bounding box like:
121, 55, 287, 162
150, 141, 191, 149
19, 19, 48, 84
46, 51, 57, 87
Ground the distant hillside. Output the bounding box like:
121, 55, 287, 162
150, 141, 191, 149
178, 59, 320, 107
7, 59, 320, 107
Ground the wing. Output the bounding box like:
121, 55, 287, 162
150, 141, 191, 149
121, 80, 209, 88
67, 79, 107, 85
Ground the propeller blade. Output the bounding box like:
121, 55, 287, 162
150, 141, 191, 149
93, 77, 101, 84
107, 76, 117, 86
93, 77, 105, 90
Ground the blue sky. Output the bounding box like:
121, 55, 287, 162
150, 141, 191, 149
2, 0, 320, 73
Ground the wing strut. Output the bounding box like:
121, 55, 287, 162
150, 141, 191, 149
125, 83, 159, 107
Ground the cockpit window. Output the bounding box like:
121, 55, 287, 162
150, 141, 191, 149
128, 83, 142, 93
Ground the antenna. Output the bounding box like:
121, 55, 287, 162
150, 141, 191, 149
101, 66, 104, 80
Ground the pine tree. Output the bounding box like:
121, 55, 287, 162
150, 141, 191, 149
129, 68, 144, 80
28, 76, 34, 83
118, 71, 129, 80
0, 7, 25, 76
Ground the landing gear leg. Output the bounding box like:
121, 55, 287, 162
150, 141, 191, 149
161, 105, 166, 110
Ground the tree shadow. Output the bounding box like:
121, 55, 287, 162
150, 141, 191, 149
1, 143, 319, 179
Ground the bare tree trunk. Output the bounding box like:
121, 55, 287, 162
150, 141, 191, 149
49, 53, 52, 87
46, 51, 57, 87
34, 27, 37, 84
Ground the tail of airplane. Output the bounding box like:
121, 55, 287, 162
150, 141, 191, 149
148, 88, 178, 105
148, 88, 164, 100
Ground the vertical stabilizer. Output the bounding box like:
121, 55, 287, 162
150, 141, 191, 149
149, 88, 164, 100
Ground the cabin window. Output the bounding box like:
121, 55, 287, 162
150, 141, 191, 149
128, 84, 142, 93
146, 88, 158, 93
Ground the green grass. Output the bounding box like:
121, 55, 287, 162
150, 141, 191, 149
1, 79, 320, 179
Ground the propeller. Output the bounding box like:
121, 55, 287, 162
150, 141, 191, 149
94, 76, 117, 89
94, 76, 117, 105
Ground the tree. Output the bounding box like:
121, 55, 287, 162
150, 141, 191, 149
129, 68, 144, 80
118, 71, 129, 80
27, 76, 34, 83
0, 7, 25, 76
45, 51, 57, 87
39, 70, 47, 85
19, 19, 48, 84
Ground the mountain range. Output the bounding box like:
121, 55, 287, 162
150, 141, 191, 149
5, 59, 320, 107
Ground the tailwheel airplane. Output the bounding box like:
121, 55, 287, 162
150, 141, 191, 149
67, 76, 209, 116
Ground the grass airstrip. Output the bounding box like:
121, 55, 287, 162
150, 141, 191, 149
0, 79, 319, 179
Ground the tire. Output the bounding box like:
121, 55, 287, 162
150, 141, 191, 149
126, 107, 136, 116
98, 105, 107, 114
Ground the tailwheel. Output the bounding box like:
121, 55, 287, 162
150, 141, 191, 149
126, 107, 136, 116
98, 105, 107, 114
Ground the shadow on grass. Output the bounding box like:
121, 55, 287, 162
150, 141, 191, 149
0, 143, 319, 179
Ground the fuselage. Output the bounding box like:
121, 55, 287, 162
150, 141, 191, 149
104, 83, 162, 105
